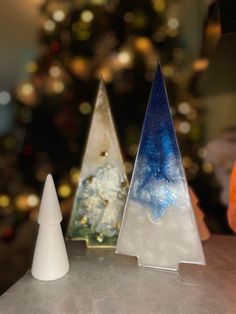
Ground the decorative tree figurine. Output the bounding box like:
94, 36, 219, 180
67, 79, 128, 247
227, 163, 236, 233
31, 174, 69, 281
188, 187, 210, 241
116, 64, 206, 271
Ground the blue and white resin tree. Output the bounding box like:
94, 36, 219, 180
116, 64, 206, 271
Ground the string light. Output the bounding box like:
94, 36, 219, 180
162, 65, 174, 77
193, 59, 209, 72
179, 121, 191, 134
52, 80, 65, 93
90, 0, 107, 4
178, 102, 190, 115
70, 57, 88, 77
152, 0, 166, 12
52, 10, 66, 22
15, 195, 30, 211
167, 17, 180, 30
27, 194, 39, 207
96, 66, 113, 82
49, 65, 61, 78
182, 156, 192, 168
117, 50, 133, 68
118, 51, 131, 64
81, 10, 94, 23
134, 37, 152, 54
187, 109, 197, 120
0, 91, 11, 105
70, 168, 80, 184
16, 82, 36, 107
44, 20, 56, 32
79, 102, 92, 115
58, 184, 72, 198
202, 162, 214, 173
198, 148, 206, 159
123, 12, 135, 23
0, 195, 10, 207
206, 23, 221, 38
124, 161, 133, 174
21, 83, 34, 96
25, 62, 38, 73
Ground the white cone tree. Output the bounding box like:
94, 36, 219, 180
31, 174, 69, 281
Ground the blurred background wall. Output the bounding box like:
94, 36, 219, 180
0, 0, 39, 135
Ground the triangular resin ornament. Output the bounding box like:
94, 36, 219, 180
67, 80, 128, 247
116, 64, 206, 271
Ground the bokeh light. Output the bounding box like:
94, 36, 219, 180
58, 184, 72, 198
179, 121, 191, 134
178, 102, 191, 115
0, 91, 11, 105
193, 58, 209, 71
52, 10, 66, 22
167, 17, 180, 30
27, 194, 39, 207
70, 168, 80, 184
49, 65, 61, 78
44, 20, 56, 32
81, 10, 94, 23
0, 195, 10, 207
79, 102, 92, 115
202, 162, 214, 173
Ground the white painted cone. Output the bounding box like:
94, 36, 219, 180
31, 174, 69, 281
32, 225, 69, 281
38, 174, 62, 224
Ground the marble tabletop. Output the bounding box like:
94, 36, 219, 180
0, 235, 236, 314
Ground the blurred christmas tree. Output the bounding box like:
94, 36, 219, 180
0, 0, 228, 244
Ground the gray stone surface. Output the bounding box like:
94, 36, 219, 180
0, 235, 236, 314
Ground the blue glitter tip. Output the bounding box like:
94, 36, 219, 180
130, 63, 185, 221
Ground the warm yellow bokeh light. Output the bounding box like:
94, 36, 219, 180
0, 195, 10, 207
58, 184, 72, 198
81, 10, 94, 23
70, 168, 80, 184
27, 194, 39, 207
79, 102, 92, 115
53, 10, 66, 22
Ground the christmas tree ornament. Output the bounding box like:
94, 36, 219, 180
31, 174, 69, 281
67, 79, 128, 247
116, 64, 206, 271
188, 187, 210, 241
227, 163, 236, 232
